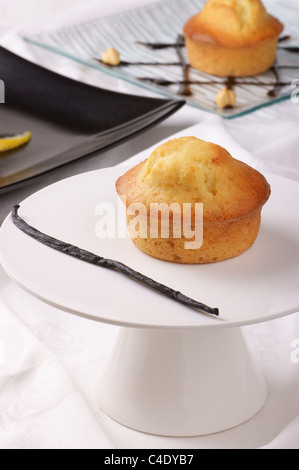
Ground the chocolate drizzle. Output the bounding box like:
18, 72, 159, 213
11, 205, 219, 317
95, 34, 299, 101
135, 39, 185, 50
225, 77, 236, 90
268, 63, 281, 97
279, 35, 292, 43
138, 76, 290, 92
175, 35, 192, 96
278, 46, 299, 53
94, 58, 182, 67
137, 36, 299, 54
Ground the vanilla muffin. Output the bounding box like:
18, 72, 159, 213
116, 137, 270, 264
183, 0, 284, 77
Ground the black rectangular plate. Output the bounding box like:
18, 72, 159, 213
0, 47, 184, 194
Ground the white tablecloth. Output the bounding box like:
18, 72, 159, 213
0, 0, 299, 449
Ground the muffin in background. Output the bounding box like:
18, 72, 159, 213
183, 0, 284, 77
116, 137, 271, 264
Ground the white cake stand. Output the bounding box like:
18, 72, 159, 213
1, 166, 299, 437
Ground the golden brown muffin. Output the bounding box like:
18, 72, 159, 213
183, 0, 284, 77
116, 137, 270, 264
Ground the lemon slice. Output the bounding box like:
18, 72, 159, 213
0, 131, 31, 152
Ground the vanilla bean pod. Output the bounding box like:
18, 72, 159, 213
12, 205, 219, 317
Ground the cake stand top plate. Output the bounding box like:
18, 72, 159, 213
0, 165, 298, 330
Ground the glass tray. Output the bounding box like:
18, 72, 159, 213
25, 0, 299, 119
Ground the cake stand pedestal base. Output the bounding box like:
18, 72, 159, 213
98, 326, 267, 437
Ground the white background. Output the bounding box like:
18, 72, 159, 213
0, 0, 299, 449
